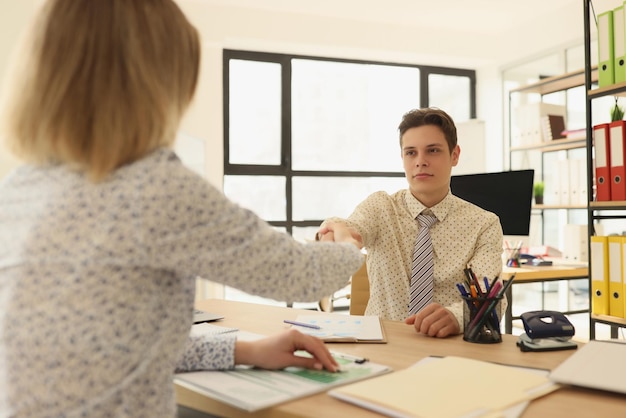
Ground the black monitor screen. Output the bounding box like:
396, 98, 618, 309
450, 169, 534, 236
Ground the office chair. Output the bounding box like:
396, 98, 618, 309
318, 256, 369, 315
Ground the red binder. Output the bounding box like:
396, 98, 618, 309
610, 120, 626, 201
594, 123, 612, 201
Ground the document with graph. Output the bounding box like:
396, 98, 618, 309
286, 313, 386, 343
175, 351, 391, 412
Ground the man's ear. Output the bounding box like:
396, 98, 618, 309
451, 145, 460, 166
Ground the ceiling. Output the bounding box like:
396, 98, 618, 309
205, 0, 576, 34
194, 0, 584, 67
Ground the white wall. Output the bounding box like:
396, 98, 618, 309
0, 0, 588, 184
0, 0, 42, 179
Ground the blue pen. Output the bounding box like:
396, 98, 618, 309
456, 283, 476, 312
283, 319, 321, 330
456, 283, 469, 297
483, 276, 490, 292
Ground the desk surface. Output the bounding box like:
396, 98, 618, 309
502, 264, 588, 282
176, 299, 625, 418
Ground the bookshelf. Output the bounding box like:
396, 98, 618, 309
508, 68, 596, 246
584, 0, 626, 339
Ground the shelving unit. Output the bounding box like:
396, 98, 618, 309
584, 0, 626, 340
508, 67, 596, 245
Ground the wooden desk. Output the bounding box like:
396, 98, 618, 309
501, 264, 589, 334
175, 298, 625, 418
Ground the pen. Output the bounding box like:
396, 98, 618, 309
497, 273, 516, 298
283, 319, 321, 330
467, 281, 503, 334
483, 276, 490, 293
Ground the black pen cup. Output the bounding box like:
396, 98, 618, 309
462, 295, 503, 344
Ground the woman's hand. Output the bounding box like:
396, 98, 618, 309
234, 329, 340, 372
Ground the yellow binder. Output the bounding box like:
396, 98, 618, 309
614, 5, 626, 83
622, 236, 626, 318
591, 236, 609, 315
599, 10, 615, 87
608, 236, 624, 318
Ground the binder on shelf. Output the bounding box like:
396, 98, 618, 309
563, 224, 589, 263
577, 158, 589, 205
548, 165, 560, 205
590, 236, 610, 316
598, 10, 615, 87
610, 120, 626, 201
614, 5, 626, 83
608, 236, 625, 318
557, 159, 571, 205
541, 114, 566, 141
513, 103, 566, 146
622, 237, 626, 318
594, 123, 612, 201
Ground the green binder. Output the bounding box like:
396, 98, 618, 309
614, 5, 626, 83
599, 10, 615, 87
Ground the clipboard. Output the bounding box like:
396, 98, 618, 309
289, 314, 387, 343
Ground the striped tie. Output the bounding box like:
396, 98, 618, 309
409, 213, 438, 316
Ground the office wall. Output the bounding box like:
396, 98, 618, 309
0, 0, 584, 184
175, 0, 583, 182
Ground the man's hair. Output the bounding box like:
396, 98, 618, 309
1, 0, 200, 181
397, 108, 458, 153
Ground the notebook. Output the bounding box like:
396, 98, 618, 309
549, 339, 626, 394
193, 309, 224, 324
288, 313, 386, 343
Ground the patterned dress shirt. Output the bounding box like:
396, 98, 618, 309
325, 189, 505, 325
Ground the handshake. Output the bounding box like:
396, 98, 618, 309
316, 221, 363, 249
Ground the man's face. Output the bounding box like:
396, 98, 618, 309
401, 125, 460, 206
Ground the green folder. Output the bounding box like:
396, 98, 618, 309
599, 10, 615, 87
614, 5, 626, 83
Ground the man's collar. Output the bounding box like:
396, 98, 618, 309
405, 189, 454, 221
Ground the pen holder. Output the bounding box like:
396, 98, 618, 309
505, 248, 521, 268
462, 295, 503, 344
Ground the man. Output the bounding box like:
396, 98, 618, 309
318, 108, 504, 338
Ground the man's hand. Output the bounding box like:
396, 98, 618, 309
405, 303, 460, 338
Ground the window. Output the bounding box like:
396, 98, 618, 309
224, 50, 476, 304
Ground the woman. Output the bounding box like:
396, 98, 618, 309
0, 1, 363, 417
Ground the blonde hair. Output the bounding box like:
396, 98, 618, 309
1, 0, 200, 181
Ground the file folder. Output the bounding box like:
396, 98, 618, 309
598, 10, 615, 87
608, 236, 625, 318
557, 159, 570, 205
578, 158, 589, 205
614, 5, 626, 83
591, 236, 609, 316
594, 123, 612, 201
622, 236, 626, 318
610, 120, 626, 201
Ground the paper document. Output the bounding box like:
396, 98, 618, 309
329, 356, 559, 418
289, 313, 386, 343
175, 352, 391, 412
189, 323, 238, 337
550, 339, 626, 394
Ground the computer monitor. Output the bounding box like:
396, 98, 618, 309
450, 169, 534, 237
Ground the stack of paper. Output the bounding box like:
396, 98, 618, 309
329, 356, 559, 418
549, 339, 626, 394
